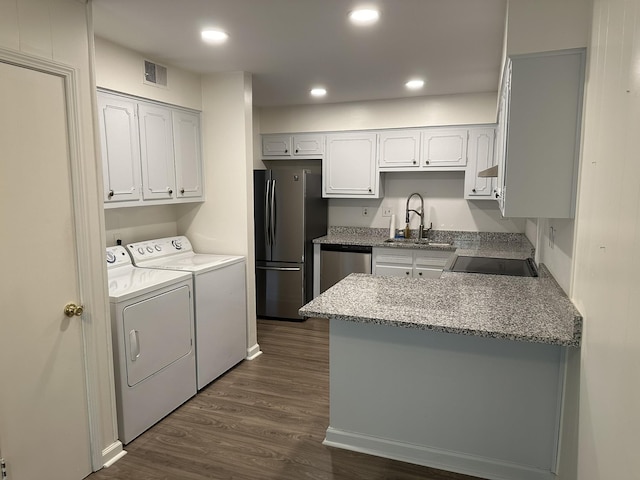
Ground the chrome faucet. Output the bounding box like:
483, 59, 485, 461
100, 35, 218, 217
405, 192, 424, 239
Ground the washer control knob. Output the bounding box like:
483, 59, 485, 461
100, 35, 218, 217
146, 246, 153, 253
106, 251, 116, 264
155, 245, 162, 251
172, 239, 182, 250
137, 247, 145, 254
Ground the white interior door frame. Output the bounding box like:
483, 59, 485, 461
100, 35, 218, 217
0, 47, 123, 470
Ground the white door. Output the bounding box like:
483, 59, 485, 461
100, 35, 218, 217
0, 62, 92, 479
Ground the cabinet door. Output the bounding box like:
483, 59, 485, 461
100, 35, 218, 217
262, 135, 291, 156
324, 133, 378, 197
172, 110, 203, 200
373, 248, 413, 277
138, 103, 176, 200
375, 265, 412, 278
97, 93, 141, 204
422, 128, 468, 168
464, 127, 496, 199
413, 268, 443, 279
293, 134, 324, 156
379, 130, 421, 168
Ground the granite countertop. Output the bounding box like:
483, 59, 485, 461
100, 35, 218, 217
314, 226, 535, 259
304, 227, 582, 347
299, 269, 582, 347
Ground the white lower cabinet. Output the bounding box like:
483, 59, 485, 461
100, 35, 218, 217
373, 248, 453, 279
98, 90, 204, 208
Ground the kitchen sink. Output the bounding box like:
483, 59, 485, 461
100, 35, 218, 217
383, 238, 453, 248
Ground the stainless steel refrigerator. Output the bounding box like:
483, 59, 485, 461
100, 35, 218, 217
254, 168, 327, 319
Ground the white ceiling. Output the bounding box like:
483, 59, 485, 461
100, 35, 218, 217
92, 0, 507, 107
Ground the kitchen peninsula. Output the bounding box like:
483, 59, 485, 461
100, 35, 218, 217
301, 229, 582, 480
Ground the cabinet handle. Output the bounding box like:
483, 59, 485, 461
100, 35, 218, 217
368, 187, 372, 193
472, 188, 476, 193
284, 149, 288, 153
495, 192, 499, 198
412, 160, 416, 165
295, 149, 299, 153
180, 188, 185, 195
425, 160, 430, 165
405, 271, 410, 276
108, 189, 114, 198
418, 272, 423, 276
168, 188, 173, 195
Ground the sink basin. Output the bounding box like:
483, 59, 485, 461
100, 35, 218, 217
383, 238, 453, 248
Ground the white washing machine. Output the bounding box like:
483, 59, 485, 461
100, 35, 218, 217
126, 236, 247, 390
106, 246, 196, 444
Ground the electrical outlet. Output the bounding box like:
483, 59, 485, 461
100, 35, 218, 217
112, 232, 123, 246
362, 207, 369, 216
382, 208, 392, 217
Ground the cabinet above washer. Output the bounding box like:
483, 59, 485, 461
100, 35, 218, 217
98, 90, 204, 209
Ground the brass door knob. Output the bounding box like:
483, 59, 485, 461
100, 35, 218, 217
64, 303, 84, 317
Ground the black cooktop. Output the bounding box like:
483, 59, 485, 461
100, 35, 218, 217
450, 256, 538, 277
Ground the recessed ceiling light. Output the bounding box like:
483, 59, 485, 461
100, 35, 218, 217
310, 87, 327, 98
201, 29, 229, 44
349, 9, 380, 26
405, 79, 425, 90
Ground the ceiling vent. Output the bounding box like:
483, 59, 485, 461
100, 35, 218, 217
144, 60, 167, 87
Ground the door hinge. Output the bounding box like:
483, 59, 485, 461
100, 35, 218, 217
1, 457, 7, 479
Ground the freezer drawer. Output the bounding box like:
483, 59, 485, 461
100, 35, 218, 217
256, 262, 305, 320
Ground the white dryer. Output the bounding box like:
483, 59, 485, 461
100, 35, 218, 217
126, 236, 247, 390
106, 246, 196, 444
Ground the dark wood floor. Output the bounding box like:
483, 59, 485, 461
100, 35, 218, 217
87, 318, 485, 480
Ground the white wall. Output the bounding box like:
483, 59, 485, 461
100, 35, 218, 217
94, 36, 202, 110
258, 93, 526, 232
260, 92, 498, 133
331, 172, 524, 233
506, 0, 592, 55
572, 1, 640, 479
177, 71, 260, 358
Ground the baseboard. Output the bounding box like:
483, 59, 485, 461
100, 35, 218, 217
323, 427, 555, 480
101, 440, 127, 468
246, 343, 262, 360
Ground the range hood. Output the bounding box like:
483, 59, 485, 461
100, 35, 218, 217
477, 165, 498, 177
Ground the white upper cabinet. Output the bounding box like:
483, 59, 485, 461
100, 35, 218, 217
464, 127, 496, 200
138, 103, 176, 200
378, 130, 421, 169
323, 132, 380, 198
421, 128, 468, 169
262, 135, 291, 156
292, 134, 324, 156
497, 49, 585, 218
262, 133, 325, 157
97, 93, 142, 204
172, 110, 203, 199
97, 90, 204, 208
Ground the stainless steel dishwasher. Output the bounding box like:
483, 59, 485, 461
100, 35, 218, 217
320, 244, 372, 293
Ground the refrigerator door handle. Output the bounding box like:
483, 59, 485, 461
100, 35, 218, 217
270, 179, 277, 246
256, 265, 301, 272
264, 179, 271, 247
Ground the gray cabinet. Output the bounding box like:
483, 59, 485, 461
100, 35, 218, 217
496, 49, 585, 218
